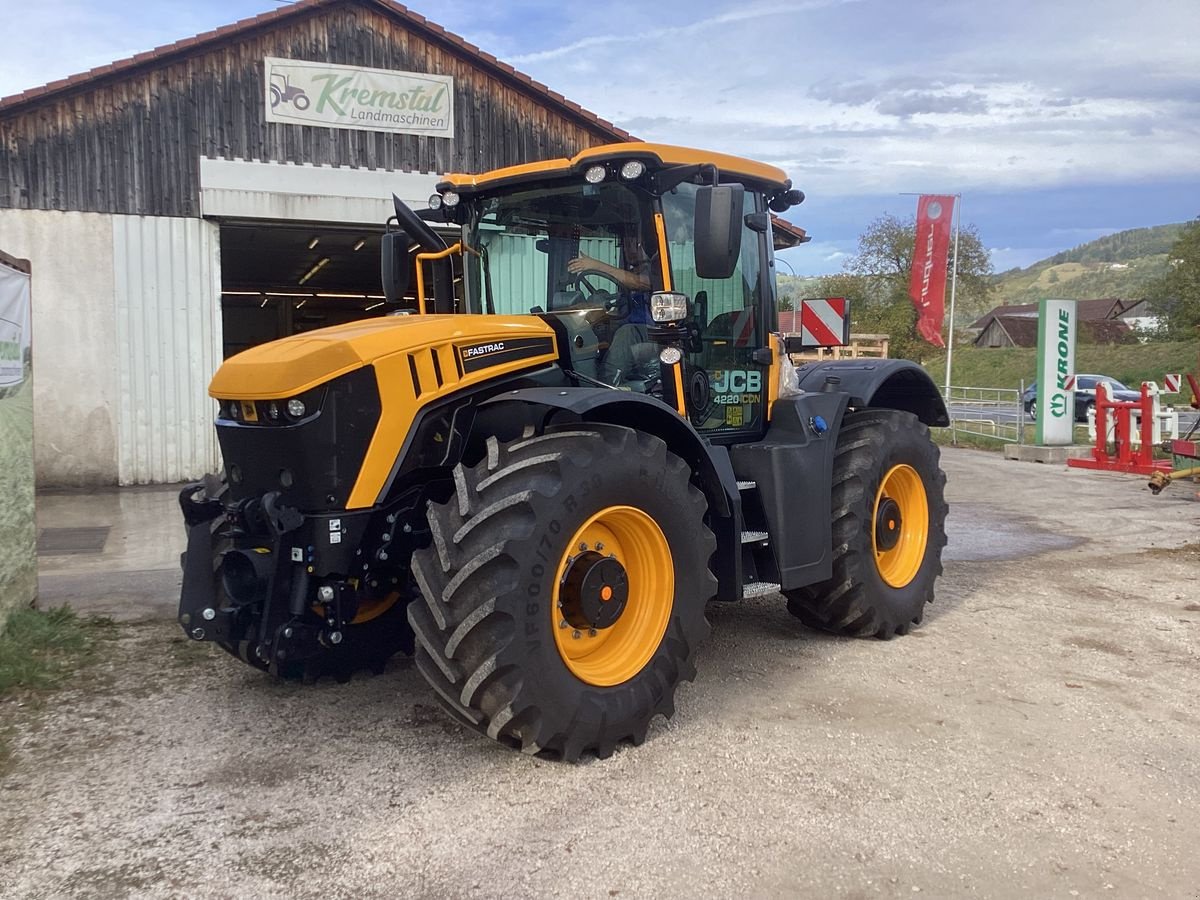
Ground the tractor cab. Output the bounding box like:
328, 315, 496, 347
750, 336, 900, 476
382, 143, 804, 438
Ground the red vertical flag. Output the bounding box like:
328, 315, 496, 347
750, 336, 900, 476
908, 194, 956, 347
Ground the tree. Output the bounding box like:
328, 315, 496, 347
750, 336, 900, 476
1147, 218, 1200, 339
822, 213, 993, 362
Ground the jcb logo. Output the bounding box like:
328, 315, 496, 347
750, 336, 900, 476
712, 370, 762, 394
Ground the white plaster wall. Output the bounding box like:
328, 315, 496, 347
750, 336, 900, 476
0, 210, 119, 486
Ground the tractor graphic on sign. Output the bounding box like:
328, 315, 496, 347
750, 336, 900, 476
269, 72, 310, 110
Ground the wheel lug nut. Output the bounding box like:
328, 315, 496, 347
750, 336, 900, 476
578, 542, 588, 551
572, 630, 581, 639
559, 619, 569, 629
595, 542, 604, 551
588, 628, 597, 637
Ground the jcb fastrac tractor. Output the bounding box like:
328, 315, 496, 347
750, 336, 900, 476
179, 143, 949, 761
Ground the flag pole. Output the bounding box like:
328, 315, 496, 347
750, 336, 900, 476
943, 194, 962, 400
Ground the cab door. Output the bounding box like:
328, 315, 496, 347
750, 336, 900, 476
660, 183, 770, 438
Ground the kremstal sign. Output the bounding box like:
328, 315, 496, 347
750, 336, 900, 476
264, 57, 454, 139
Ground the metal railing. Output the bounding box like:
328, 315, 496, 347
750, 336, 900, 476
941, 382, 1027, 445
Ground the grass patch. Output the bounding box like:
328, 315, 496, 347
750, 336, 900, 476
927, 341, 1198, 392
0, 607, 116, 694
0, 607, 117, 775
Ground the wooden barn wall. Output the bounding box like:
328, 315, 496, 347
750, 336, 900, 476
0, 5, 623, 217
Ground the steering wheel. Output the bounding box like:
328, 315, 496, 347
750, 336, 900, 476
561, 269, 627, 318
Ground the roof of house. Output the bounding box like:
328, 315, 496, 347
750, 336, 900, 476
968, 297, 1144, 331
0, 0, 630, 141
972, 313, 1134, 347
972, 315, 1040, 347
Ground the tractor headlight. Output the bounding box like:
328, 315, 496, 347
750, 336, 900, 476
650, 292, 689, 323
286, 398, 307, 419
619, 160, 645, 180
659, 346, 683, 366
442, 191, 460, 208
427, 193, 443, 210
584, 164, 607, 184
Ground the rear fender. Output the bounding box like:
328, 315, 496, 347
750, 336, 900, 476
794, 359, 949, 426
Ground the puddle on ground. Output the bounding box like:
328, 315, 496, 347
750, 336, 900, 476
945, 502, 1083, 562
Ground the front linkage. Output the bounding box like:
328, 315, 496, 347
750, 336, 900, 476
177, 476, 421, 679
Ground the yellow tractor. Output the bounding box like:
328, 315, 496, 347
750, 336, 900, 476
178, 143, 949, 760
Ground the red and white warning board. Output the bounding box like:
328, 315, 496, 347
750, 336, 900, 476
1164, 373, 1181, 393
1063, 374, 1076, 391
799, 297, 850, 348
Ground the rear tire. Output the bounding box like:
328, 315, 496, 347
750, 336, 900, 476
408, 424, 715, 760
784, 409, 947, 638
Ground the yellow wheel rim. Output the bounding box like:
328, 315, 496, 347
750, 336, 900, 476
872, 464, 929, 589
552, 505, 674, 687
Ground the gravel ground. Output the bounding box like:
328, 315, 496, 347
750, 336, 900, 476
2, 448, 1199, 899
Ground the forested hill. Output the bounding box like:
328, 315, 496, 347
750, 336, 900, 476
992, 222, 1187, 306
1043, 223, 1184, 266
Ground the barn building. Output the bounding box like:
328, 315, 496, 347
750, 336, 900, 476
0, 0, 811, 487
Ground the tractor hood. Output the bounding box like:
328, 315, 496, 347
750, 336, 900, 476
210, 315, 557, 400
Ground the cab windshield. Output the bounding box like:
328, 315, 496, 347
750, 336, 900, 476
463, 180, 660, 316
462, 181, 660, 385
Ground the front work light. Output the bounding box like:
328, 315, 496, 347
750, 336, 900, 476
584, 164, 607, 184
619, 160, 646, 180
427, 193, 443, 210
650, 292, 689, 323
442, 191, 461, 208
659, 346, 683, 365
286, 398, 307, 419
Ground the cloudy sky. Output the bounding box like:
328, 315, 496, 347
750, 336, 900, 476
2, 0, 1197, 275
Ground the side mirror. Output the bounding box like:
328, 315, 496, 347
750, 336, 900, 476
380, 232, 410, 304
694, 184, 744, 279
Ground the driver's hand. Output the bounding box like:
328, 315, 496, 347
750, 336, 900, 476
567, 255, 598, 274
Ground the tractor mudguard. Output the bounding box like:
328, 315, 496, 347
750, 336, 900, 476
793, 359, 949, 427
731, 392, 850, 591
476, 387, 737, 518
476, 387, 746, 601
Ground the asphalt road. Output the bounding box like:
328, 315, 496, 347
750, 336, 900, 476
948, 401, 1199, 433
3, 449, 1199, 898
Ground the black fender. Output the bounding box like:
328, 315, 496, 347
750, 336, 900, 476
794, 359, 949, 427
475, 387, 745, 601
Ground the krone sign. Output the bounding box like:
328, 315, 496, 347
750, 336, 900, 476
264, 57, 454, 139
1035, 298, 1077, 446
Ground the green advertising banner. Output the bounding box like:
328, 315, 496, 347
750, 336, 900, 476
0, 253, 34, 633
1035, 298, 1077, 446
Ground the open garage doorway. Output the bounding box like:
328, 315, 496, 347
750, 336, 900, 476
218, 221, 389, 358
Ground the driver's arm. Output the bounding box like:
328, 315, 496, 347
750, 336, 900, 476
567, 255, 651, 292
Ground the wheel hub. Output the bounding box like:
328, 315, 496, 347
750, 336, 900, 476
875, 497, 903, 552
560, 551, 629, 630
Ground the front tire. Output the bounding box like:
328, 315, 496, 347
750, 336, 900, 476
408, 424, 715, 760
785, 409, 947, 638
